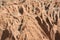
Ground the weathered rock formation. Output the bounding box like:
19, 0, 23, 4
0, 0, 60, 40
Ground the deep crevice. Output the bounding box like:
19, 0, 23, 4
46, 17, 53, 30
1, 29, 9, 40
35, 16, 51, 39
54, 14, 58, 25
19, 7, 24, 14
18, 19, 23, 31
55, 31, 60, 40
12, 36, 15, 40
18, 23, 23, 31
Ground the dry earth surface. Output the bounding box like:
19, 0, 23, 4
0, 0, 60, 40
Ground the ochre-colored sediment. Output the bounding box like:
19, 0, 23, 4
0, 0, 60, 40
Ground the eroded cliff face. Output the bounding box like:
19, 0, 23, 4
0, 0, 60, 40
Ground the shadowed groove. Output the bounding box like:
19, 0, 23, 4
35, 16, 51, 40
1, 29, 9, 40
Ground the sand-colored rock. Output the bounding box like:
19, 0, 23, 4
0, 0, 60, 40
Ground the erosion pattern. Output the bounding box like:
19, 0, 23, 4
0, 0, 60, 40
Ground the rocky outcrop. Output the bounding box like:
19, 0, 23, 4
0, 0, 60, 40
